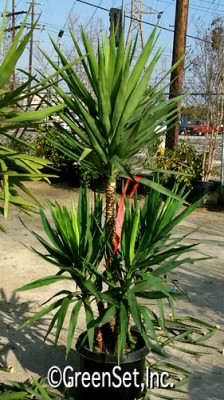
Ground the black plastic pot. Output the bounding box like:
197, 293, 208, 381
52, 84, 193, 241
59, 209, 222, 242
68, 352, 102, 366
187, 179, 219, 204
43, 163, 81, 186
90, 177, 107, 193
59, 163, 81, 186
75, 329, 149, 400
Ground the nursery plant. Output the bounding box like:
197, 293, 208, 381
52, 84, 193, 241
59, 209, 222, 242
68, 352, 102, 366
156, 139, 219, 204
36, 25, 184, 232
11, 21, 219, 400
16, 184, 211, 354
156, 140, 203, 188
0, 0, 85, 231
34, 129, 74, 169
17, 184, 218, 399
0, 1, 64, 230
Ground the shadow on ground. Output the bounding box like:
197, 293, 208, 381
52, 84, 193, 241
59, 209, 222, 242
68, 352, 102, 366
0, 290, 80, 386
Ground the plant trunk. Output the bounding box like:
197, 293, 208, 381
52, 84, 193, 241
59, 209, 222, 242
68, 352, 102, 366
105, 180, 116, 235
202, 133, 209, 181
95, 180, 117, 353
95, 327, 106, 352
96, 299, 114, 352
113, 312, 120, 354
202, 129, 218, 182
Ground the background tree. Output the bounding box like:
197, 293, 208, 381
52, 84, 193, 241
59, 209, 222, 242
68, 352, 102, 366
66, 13, 104, 94
181, 104, 207, 121
33, 13, 105, 94
185, 17, 224, 181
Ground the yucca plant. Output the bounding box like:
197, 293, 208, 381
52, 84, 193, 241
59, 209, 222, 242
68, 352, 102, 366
17, 189, 107, 355
0, 0, 75, 230
17, 184, 218, 367
38, 26, 183, 232
14, 23, 218, 388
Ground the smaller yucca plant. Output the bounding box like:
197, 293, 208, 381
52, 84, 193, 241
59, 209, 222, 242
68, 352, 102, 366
17, 189, 107, 356
17, 184, 217, 364
0, 0, 68, 230
0, 0, 89, 230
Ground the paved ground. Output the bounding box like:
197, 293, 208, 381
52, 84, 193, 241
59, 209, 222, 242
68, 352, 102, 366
0, 181, 224, 399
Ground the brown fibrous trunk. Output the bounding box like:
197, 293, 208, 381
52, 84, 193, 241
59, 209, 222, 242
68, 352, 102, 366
105, 181, 116, 236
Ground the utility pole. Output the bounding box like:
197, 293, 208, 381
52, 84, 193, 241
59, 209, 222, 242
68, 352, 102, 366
11, 0, 15, 41
3, 1, 26, 89
165, 0, 189, 150
29, 1, 35, 77
121, 0, 125, 32
109, 8, 123, 47
12, 0, 16, 89
27, 2, 44, 81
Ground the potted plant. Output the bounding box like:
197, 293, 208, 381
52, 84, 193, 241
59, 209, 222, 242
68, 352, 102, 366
156, 139, 220, 203
0, 0, 71, 232
13, 23, 218, 400
34, 128, 80, 184
16, 182, 218, 400
0, 1, 82, 397
184, 19, 224, 199
156, 140, 203, 188
37, 25, 185, 232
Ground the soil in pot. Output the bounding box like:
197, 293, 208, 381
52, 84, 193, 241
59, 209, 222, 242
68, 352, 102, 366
75, 329, 149, 400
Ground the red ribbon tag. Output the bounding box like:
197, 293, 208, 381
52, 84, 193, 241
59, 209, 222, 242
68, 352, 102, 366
106, 176, 141, 268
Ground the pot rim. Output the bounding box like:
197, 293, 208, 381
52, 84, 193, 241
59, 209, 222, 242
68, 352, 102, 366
76, 328, 150, 364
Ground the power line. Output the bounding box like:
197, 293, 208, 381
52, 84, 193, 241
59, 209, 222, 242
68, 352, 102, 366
42, 26, 71, 37
76, 0, 107, 12
36, 0, 220, 72
59, 0, 78, 35
41, 21, 70, 33
84, 0, 103, 30
46, 0, 78, 66
75, 0, 212, 43
158, 0, 224, 13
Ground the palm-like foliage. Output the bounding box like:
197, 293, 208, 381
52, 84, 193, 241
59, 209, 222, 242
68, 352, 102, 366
0, 378, 68, 399
17, 189, 107, 356
0, 146, 53, 222
0, 1, 67, 230
102, 185, 214, 359
13, 20, 218, 391
17, 185, 217, 363
39, 26, 182, 229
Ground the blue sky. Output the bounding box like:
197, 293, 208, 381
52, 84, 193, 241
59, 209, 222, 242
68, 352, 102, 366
3, 0, 224, 75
